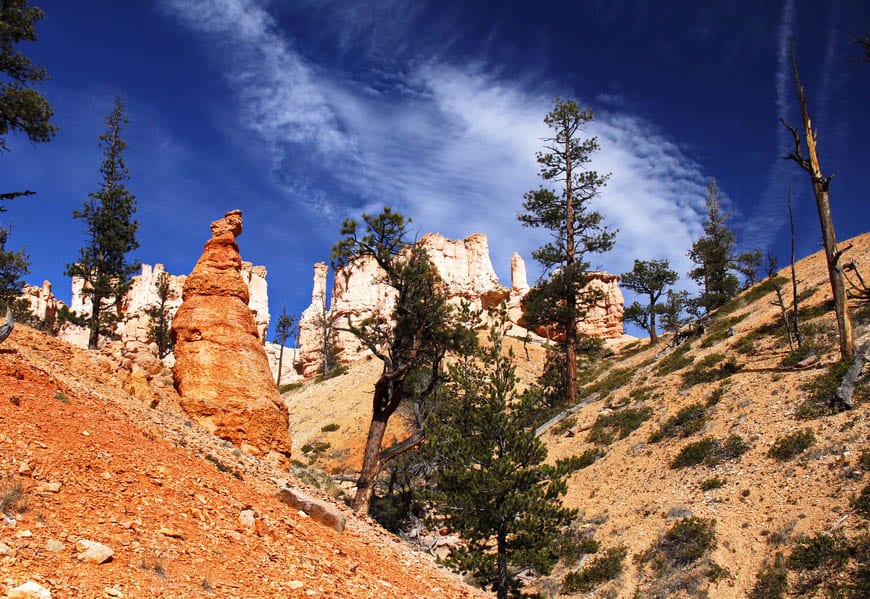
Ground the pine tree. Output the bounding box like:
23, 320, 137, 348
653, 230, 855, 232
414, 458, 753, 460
736, 249, 763, 288
66, 96, 139, 349
331, 207, 475, 512
426, 304, 578, 599
658, 289, 690, 336
272, 305, 296, 387
620, 259, 678, 344
145, 270, 174, 359
1, 0, 57, 203
0, 225, 28, 305
518, 98, 615, 406
687, 178, 739, 314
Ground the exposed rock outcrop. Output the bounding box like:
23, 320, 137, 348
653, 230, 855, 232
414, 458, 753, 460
20, 281, 63, 324
297, 232, 624, 377
171, 210, 292, 467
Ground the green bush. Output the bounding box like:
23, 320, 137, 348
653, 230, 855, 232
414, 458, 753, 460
671, 438, 718, 468
768, 429, 816, 461
797, 359, 859, 419
860, 448, 870, 471
656, 343, 694, 376
320, 423, 340, 432
717, 278, 780, 316
700, 477, 727, 491
681, 353, 741, 388
649, 402, 707, 443
787, 532, 849, 572
561, 545, 627, 594
853, 483, 870, 518
279, 381, 304, 393
701, 313, 749, 348
751, 553, 788, 599
780, 339, 824, 368
581, 366, 635, 400
551, 416, 576, 435
656, 517, 717, 569
705, 385, 727, 407
671, 435, 748, 469
573, 447, 605, 469
587, 406, 653, 445
557, 530, 600, 567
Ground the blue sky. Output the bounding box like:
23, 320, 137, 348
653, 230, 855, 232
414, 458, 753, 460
1, 0, 868, 337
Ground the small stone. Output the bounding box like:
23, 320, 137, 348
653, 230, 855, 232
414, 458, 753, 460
15, 529, 32, 538
17, 462, 32, 476
238, 509, 256, 531
8, 581, 51, 599
45, 539, 65, 552
103, 585, 124, 597
35, 482, 62, 493
287, 581, 304, 590
76, 539, 114, 564
276, 488, 346, 533
101, 472, 112, 480
158, 527, 184, 539
0, 541, 13, 555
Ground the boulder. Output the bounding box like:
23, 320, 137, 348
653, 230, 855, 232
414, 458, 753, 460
276, 487, 346, 533
171, 210, 292, 467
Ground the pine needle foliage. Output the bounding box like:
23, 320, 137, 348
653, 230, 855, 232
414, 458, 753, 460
65, 96, 139, 349
426, 304, 579, 599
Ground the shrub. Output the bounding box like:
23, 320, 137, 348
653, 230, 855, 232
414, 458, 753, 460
0, 479, 25, 514
768, 429, 816, 461
787, 532, 849, 572
751, 553, 788, 599
581, 366, 635, 400
853, 483, 870, 518
700, 313, 748, 348
717, 278, 779, 316
649, 402, 707, 443
860, 448, 870, 471
558, 530, 600, 567
53, 390, 69, 404
671, 438, 718, 469
656, 343, 694, 376
573, 447, 605, 469
705, 384, 726, 407
671, 435, 748, 469
797, 359, 854, 419
681, 353, 741, 388
780, 339, 824, 368
587, 406, 653, 445
561, 545, 627, 594
320, 423, 340, 432
656, 517, 717, 569
279, 381, 303, 393
551, 416, 576, 435
700, 477, 727, 491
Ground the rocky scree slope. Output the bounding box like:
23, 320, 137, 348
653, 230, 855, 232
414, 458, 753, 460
0, 327, 483, 598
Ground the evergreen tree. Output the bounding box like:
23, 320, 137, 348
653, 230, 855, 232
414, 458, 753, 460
1, 0, 57, 203
426, 304, 578, 599
66, 96, 139, 349
272, 305, 296, 387
658, 289, 690, 336
736, 249, 763, 288
145, 270, 174, 359
620, 259, 678, 344
0, 225, 28, 305
332, 207, 475, 512
687, 179, 739, 313
518, 98, 615, 406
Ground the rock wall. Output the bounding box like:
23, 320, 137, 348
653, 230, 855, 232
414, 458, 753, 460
171, 210, 292, 467
20, 281, 63, 324
297, 232, 624, 377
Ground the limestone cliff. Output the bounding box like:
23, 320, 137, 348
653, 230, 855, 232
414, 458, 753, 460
170, 210, 292, 467
297, 232, 624, 377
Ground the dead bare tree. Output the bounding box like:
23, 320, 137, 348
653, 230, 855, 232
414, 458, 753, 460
780, 40, 855, 361
767, 254, 795, 352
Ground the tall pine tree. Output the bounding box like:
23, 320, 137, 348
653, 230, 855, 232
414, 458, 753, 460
518, 98, 615, 407
66, 96, 139, 349
426, 304, 578, 599
686, 178, 739, 314
332, 207, 475, 512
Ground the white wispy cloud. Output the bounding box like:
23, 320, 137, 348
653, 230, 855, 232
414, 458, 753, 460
160, 0, 711, 299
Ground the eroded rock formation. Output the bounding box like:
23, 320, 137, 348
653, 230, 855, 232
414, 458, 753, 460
297, 232, 624, 377
21, 281, 63, 325
171, 210, 292, 467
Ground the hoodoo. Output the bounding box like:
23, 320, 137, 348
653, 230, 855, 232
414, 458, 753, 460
171, 210, 292, 467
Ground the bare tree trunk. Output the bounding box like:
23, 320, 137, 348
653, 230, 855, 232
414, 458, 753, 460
769, 255, 795, 352
648, 293, 659, 344
783, 43, 855, 360
276, 344, 284, 388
